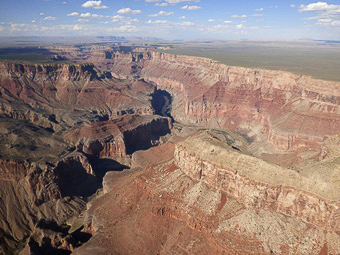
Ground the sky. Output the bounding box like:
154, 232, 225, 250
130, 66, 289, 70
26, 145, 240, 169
0, 0, 339, 40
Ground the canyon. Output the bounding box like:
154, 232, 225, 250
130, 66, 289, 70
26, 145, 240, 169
0, 60, 171, 254
1, 45, 340, 254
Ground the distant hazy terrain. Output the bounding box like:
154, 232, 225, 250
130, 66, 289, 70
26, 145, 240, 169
157, 40, 340, 82
0, 47, 73, 64
1, 38, 339, 82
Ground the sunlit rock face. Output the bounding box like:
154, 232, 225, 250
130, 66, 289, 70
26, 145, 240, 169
50, 47, 340, 158
74, 134, 340, 255
3, 45, 340, 255
0, 60, 172, 254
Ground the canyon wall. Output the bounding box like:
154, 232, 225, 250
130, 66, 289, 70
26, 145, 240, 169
65, 114, 172, 162
174, 133, 340, 231
103, 51, 340, 158
74, 135, 340, 255
0, 60, 172, 254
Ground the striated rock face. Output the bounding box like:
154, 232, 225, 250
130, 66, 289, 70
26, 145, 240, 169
0, 60, 172, 254
0, 61, 156, 128
65, 114, 172, 164
174, 133, 340, 230
50, 46, 340, 159
101, 50, 340, 160
74, 135, 340, 255
3, 46, 340, 254
0, 153, 91, 254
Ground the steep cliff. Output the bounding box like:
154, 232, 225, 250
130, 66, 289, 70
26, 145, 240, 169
174, 133, 340, 229
74, 134, 340, 255
0, 60, 172, 254
103, 51, 340, 162
65, 114, 172, 164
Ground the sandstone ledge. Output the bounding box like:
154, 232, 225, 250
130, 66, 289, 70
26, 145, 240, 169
174, 133, 340, 229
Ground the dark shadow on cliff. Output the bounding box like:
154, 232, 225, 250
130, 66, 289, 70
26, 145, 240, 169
54, 155, 129, 198
151, 89, 174, 122
54, 159, 101, 198
124, 123, 171, 155
27, 220, 92, 255
88, 157, 129, 179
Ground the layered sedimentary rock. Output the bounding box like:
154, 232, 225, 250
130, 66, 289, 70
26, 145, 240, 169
54, 48, 340, 162
0, 60, 171, 254
65, 114, 172, 163
4, 45, 340, 254
75, 134, 340, 254
175, 133, 340, 229
0, 61, 155, 128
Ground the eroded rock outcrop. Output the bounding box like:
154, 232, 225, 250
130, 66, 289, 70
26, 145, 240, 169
74, 134, 340, 254
0, 60, 172, 254
65, 114, 172, 164
71, 49, 340, 163
174, 133, 340, 230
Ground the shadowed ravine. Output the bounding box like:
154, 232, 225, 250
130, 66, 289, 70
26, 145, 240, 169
2, 45, 340, 254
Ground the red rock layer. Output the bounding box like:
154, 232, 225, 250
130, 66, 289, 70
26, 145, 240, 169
174, 141, 340, 230
105, 51, 340, 157
74, 140, 340, 254
0, 61, 155, 126
65, 114, 172, 162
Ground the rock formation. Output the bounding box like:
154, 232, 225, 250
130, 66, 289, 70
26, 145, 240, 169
3, 45, 340, 254
74, 133, 340, 254
0, 60, 171, 254
51, 46, 340, 164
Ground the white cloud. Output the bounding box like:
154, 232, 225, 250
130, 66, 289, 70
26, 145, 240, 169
179, 16, 186, 19
109, 25, 138, 32
318, 18, 332, 23
223, 20, 232, 24
9, 23, 34, 32
111, 15, 139, 24
67, 12, 80, 16
117, 8, 142, 15
145, 0, 161, 2
78, 18, 90, 22
147, 19, 169, 24
236, 24, 243, 29
290, 4, 295, 8
149, 11, 174, 17
208, 19, 215, 22
73, 24, 83, 30
252, 14, 263, 17
299, 2, 336, 12
91, 14, 105, 18
82, 0, 108, 9
166, 0, 200, 3
155, 3, 168, 6
255, 8, 264, 11
72, 12, 105, 18
0, 26, 4, 32
44, 16, 58, 21
62, 1, 67, 4
181, 5, 201, 10
180, 21, 195, 26
40, 13, 45, 16
331, 20, 340, 26
80, 12, 92, 17
231, 14, 247, 18
299, 2, 340, 27
32, 20, 36, 23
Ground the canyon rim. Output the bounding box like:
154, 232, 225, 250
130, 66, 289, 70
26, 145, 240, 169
0, 41, 340, 255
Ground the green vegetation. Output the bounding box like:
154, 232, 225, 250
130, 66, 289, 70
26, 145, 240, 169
156, 40, 340, 82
